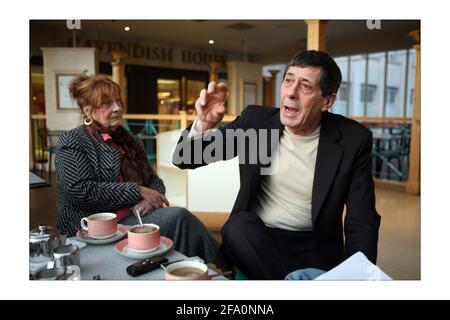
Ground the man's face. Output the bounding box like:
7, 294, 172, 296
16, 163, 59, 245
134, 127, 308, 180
279, 65, 335, 135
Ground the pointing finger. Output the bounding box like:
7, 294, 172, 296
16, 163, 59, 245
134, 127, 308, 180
207, 81, 216, 94
199, 88, 207, 106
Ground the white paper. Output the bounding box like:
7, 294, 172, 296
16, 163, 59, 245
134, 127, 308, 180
315, 251, 392, 280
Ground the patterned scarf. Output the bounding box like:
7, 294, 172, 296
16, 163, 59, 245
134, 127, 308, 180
85, 121, 154, 186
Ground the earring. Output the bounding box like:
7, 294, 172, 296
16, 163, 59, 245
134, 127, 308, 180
84, 117, 93, 126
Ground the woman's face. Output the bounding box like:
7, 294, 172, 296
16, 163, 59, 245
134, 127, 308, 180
86, 97, 123, 131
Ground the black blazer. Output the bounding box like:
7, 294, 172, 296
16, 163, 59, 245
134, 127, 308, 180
173, 106, 380, 269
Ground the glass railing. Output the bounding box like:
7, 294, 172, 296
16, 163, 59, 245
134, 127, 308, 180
353, 117, 413, 182
30, 113, 413, 184
30, 112, 238, 171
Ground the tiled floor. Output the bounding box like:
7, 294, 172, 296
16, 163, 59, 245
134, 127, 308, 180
30, 172, 420, 280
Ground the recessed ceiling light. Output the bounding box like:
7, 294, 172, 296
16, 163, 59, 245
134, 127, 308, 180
209, 40, 214, 45
124, 26, 130, 31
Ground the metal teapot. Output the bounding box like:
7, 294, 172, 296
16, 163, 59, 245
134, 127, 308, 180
29, 225, 67, 263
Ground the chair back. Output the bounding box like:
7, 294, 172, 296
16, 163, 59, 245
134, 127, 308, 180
37, 128, 65, 150
47, 130, 65, 148
389, 124, 411, 155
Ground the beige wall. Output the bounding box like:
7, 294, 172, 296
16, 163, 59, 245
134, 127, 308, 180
42, 47, 97, 130
226, 61, 263, 115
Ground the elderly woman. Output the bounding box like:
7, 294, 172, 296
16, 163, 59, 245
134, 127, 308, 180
55, 74, 219, 262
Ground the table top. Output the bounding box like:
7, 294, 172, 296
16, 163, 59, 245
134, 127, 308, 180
29, 171, 50, 189
76, 237, 226, 280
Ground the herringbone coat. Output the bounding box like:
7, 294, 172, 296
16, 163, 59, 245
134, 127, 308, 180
55, 126, 165, 236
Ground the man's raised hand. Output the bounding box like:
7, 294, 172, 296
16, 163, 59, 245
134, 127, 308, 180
194, 81, 228, 132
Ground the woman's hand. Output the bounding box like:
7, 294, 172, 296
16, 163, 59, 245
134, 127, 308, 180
132, 199, 154, 216
139, 186, 169, 211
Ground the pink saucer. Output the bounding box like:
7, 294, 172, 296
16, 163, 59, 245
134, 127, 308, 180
115, 236, 173, 259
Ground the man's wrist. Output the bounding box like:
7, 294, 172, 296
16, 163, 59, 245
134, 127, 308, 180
194, 118, 216, 132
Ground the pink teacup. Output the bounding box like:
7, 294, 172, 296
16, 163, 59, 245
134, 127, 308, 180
80, 213, 117, 239
127, 223, 160, 253
164, 261, 209, 280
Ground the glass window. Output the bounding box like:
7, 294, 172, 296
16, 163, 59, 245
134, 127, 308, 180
157, 79, 180, 113
360, 84, 377, 103
186, 80, 206, 114
335, 49, 414, 118
386, 86, 399, 104
157, 78, 180, 133
348, 55, 366, 116
406, 49, 417, 117
333, 57, 349, 116
337, 81, 349, 101
385, 50, 408, 117
366, 52, 385, 117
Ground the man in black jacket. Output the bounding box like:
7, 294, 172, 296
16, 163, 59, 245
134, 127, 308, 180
173, 50, 381, 279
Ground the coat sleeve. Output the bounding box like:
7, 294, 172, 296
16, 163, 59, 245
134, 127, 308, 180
172, 107, 248, 169
147, 174, 166, 195
132, 134, 166, 195
56, 132, 142, 212
344, 131, 381, 263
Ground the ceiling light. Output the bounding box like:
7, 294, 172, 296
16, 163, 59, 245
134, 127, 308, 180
124, 26, 130, 31
157, 92, 171, 98
209, 40, 214, 45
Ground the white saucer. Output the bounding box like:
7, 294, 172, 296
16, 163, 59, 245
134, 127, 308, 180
128, 245, 160, 254
85, 233, 116, 240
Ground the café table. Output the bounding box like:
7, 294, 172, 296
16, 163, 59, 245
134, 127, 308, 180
29, 171, 50, 189
72, 237, 227, 280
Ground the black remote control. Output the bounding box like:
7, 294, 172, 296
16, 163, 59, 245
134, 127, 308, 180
126, 256, 168, 277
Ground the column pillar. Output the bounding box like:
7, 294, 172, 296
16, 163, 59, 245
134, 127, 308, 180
304, 20, 327, 51
407, 30, 420, 194
208, 61, 219, 82
29, 65, 34, 169
264, 69, 279, 107
263, 76, 272, 106
111, 51, 127, 113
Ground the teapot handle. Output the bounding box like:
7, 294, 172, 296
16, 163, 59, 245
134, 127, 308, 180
65, 265, 81, 280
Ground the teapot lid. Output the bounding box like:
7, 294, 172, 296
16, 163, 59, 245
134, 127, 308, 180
30, 225, 64, 242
